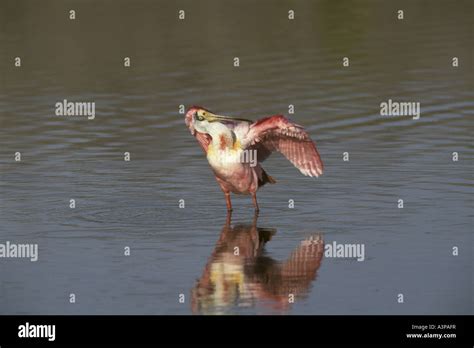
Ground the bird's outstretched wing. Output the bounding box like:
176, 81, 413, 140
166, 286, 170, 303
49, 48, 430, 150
243, 115, 324, 177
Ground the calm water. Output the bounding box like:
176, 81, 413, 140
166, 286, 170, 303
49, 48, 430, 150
0, 0, 472, 314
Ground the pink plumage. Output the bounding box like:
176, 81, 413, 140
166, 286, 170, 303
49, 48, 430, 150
185, 107, 323, 211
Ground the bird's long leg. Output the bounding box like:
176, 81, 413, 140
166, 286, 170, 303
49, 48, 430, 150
252, 209, 259, 227
225, 209, 232, 227
224, 192, 233, 212
251, 192, 259, 212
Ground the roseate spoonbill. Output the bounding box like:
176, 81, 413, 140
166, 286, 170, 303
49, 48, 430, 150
185, 106, 324, 211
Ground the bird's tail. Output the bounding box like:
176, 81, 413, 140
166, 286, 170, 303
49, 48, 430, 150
259, 168, 276, 187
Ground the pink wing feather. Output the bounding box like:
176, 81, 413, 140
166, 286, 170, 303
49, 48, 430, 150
244, 115, 324, 177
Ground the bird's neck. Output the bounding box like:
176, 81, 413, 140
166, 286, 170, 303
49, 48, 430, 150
208, 123, 236, 151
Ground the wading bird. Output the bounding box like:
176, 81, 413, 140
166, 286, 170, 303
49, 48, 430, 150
185, 106, 323, 211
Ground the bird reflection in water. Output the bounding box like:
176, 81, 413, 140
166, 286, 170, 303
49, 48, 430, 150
191, 213, 324, 314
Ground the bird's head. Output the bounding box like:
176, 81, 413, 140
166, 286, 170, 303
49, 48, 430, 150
185, 106, 252, 135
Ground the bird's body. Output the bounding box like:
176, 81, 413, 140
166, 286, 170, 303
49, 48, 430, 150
185, 106, 323, 211
205, 121, 267, 195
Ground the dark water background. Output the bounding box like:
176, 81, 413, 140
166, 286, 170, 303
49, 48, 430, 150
0, 0, 472, 314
